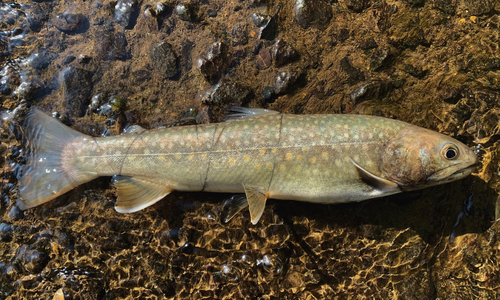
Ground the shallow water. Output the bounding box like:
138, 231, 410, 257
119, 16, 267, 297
1, 0, 500, 299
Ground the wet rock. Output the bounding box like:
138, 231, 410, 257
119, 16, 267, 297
404, 0, 425, 5
54, 13, 89, 34
15, 246, 47, 273
403, 64, 428, 78
258, 13, 278, 40
340, 57, 365, 85
346, 0, 372, 12
275, 69, 300, 94
438, 81, 464, 104
202, 83, 251, 105
60, 66, 93, 117
350, 81, 393, 103
114, 0, 140, 29
272, 39, 298, 67
94, 30, 130, 61
250, 0, 269, 5
61, 55, 76, 65
30, 51, 58, 70
0, 223, 13, 241
359, 37, 378, 50
262, 86, 276, 102
207, 9, 217, 17
294, 0, 333, 29
460, 0, 492, 15
8, 205, 23, 221
78, 54, 91, 63
369, 47, 392, 71
175, 0, 199, 22
197, 42, 230, 83
256, 47, 272, 69
150, 42, 178, 78
231, 23, 248, 46
387, 11, 425, 48
251, 13, 267, 27
433, 0, 456, 14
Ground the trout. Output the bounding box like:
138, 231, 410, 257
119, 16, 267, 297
18, 107, 477, 224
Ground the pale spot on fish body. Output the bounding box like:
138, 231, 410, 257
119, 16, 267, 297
335, 159, 342, 167
243, 154, 251, 162
272, 148, 278, 154
259, 149, 266, 155
266, 163, 273, 169
321, 152, 328, 159
310, 157, 317, 163
280, 165, 286, 171
175, 154, 182, 159
296, 155, 303, 161
230, 157, 236, 164
187, 154, 195, 161
143, 149, 150, 155
255, 164, 261, 170
286, 153, 293, 160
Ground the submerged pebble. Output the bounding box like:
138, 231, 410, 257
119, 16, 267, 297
294, 0, 333, 29
54, 13, 87, 33
272, 39, 298, 67
150, 42, 178, 78
197, 42, 230, 83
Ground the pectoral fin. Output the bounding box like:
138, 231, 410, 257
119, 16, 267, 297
243, 184, 268, 225
113, 176, 172, 213
222, 194, 249, 223
349, 158, 399, 193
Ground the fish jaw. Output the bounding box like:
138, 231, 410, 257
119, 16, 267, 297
380, 125, 478, 189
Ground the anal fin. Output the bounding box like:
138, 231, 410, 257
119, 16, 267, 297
243, 184, 268, 225
113, 176, 172, 213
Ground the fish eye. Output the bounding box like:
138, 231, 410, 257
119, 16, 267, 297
442, 144, 459, 160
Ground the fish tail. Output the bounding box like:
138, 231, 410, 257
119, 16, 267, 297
17, 109, 97, 210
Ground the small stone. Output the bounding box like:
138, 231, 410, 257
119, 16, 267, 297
262, 86, 276, 102
294, 0, 332, 29
231, 23, 248, 46
272, 39, 298, 67
256, 47, 272, 69
54, 13, 88, 33
0, 223, 13, 241
207, 9, 217, 17
359, 37, 378, 50
369, 47, 392, 71
197, 42, 230, 83
345, 0, 372, 12
340, 57, 365, 85
61, 55, 76, 65
78, 54, 90, 63
150, 42, 178, 78
202, 83, 251, 105
251, 13, 267, 27
30, 51, 58, 70
274, 69, 300, 94
8, 205, 23, 221
175, 0, 199, 21
60, 66, 93, 117
114, 0, 139, 29
258, 13, 278, 40
350, 81, 393, 103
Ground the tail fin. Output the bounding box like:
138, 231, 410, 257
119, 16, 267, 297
17, 109, 97, 210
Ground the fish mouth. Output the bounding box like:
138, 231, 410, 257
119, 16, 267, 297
426, 162, 479, 183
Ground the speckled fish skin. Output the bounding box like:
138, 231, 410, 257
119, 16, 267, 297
18, 108, 478, 223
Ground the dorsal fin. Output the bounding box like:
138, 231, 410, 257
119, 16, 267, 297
226, 106, 279, 121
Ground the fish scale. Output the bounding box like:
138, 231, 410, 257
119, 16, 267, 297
17, 107, 478, 224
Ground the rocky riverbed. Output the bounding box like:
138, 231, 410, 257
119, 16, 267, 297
1, 0, 500, 298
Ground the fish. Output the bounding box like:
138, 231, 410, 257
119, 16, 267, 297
17, 107, 478, 224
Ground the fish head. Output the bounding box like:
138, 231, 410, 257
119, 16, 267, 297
380, 126, 478, 190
